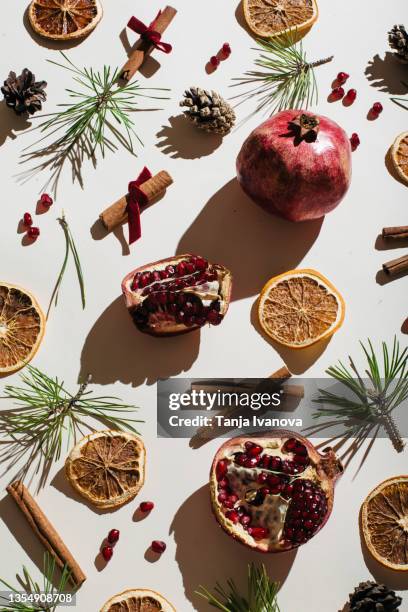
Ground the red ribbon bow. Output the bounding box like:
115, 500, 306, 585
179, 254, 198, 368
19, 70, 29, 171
127, 11, 173, 54
127, 167, 152, 245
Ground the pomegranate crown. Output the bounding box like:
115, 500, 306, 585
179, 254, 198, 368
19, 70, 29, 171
290, 113, 320, 140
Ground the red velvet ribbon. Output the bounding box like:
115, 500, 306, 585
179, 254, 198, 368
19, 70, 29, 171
127, 167, 152, 245
127, 11, 173, 54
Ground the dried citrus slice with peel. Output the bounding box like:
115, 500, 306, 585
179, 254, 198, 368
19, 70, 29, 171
243, 0, 318, 39
65, 430, 145, 509
100, 589, 176, 612
0, 282, 45, 374
391, 132, 408, 185
258, 269, 345, 349
28, 0, 103, 41
361, 476, 408, 571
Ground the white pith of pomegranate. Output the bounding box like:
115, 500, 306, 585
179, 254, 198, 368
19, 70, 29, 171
210, 431, 343, 552
122, 254, 232, 336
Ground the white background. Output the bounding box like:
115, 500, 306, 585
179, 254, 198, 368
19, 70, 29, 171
1, 1, 408, 610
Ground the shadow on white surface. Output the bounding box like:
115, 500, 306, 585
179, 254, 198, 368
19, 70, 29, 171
51, 467, 119, 516
177, 178, 323, 302
156, 115, 223, 159
365, 53, 408, 95
0, 100, 31, 146
79, 296, 200, 386
170, 484, 296, 611
249, 297, 332, 374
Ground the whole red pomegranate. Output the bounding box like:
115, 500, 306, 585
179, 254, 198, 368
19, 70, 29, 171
236, 111, 352, 222
210, 431, 343, 552
122, 254, 232, 336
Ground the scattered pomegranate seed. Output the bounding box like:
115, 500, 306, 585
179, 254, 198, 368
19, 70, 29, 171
40, 193, 53, 207
140, 501, 154, 512
107, 529, 120, 544
344, 89, 357, 104
350, 133, 360, 150
151, 540, 166, 554
222, 43, 231, 55
331, 87, 344, 101
28, 227, 40, 238
336, 72, 349, 85
210, 56, 220, 68
102, 546, 113, 561
371, 102, 383, 116
23, 212, 33, 227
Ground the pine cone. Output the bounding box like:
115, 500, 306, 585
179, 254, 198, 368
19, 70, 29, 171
349, 581, 402, 611
1, 69, 47, 116
180, 87, 236, 135
388, 25, 408, 62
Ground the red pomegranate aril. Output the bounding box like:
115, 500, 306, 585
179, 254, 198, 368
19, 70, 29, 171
257, 472, 268, 484
28, 227, 40, 238
260, 486, 271, 496
270, 456, 282, 470
267, 474, 281, 486
294, 441, 308, 455
244, 456, 260, 468
166, 265, 176, 276
151, 540, 166, 554
102, 546, 113, 561
240, 514, 251, 526
40, 193, 53, 207
223, 43, 231, 54
218, 491, 228, 503
226, 510, 240, 523
140, 501, 154, 512
345, 89, 357, 103
372, 102, 383, 114
282, 483, 294, 498
218, 477, 229, 489
337, 71, 349, 85
331, 86, 344, 100
293, 454, 309, 465
304, 520, 314, 530
247, 444, 263, 457
248, 527, 269, 540
260, 455, 271, 469
195, 257, 208, 271
210, 55, 220, 68
350, 133, 360, 150
23, 212, 33, 226
107, 529, 120, 544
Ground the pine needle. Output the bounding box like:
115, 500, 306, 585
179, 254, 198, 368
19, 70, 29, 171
232, 31, 333, 118
47, 212, 85, 319
0, 553, 73, 611
0, 366, 143, 487
196, 563, 280, 612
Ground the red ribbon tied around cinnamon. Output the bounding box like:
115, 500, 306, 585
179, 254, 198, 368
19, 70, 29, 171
127, 11, 173, 54
127, 167, 152, 245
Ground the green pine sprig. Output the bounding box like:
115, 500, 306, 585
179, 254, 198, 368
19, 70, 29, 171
0, 553, 72, 612
19, 52, 169, 196
0, 366, 143, 487
47, 212, 85, 319
231, 31, 333, 117
196, 563, 280, 612
312, 338, 407, 454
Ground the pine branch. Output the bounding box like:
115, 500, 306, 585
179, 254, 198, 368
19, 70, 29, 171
0, 553, 73, 611
196, 563, 280, 612
231, 31, 333, 117
313, 337, 407, 453
0, 366, 143, 487
18, 52, 170, 196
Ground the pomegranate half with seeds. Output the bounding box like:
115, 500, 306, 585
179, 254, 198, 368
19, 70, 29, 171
210, 431, 343, 552
122, 254, 232, 336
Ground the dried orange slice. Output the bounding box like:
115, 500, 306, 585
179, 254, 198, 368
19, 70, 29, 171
0, 282, 45, 374
361, 476, 408, 571
391, 132, 408, 185
243, 0, 318, 39
258, 269, 345, 349
65, 430, 146, 509
100, 589, 176, 612
28, 0, 103, 41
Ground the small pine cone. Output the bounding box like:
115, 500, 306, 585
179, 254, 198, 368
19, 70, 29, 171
180, 87, 236, 135
349, 580, 402, 611
388, 25, 408, 62
1, 69, 47, 116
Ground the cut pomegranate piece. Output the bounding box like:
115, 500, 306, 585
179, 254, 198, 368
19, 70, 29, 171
122, 254, 232, 336
210, 430, 343, 552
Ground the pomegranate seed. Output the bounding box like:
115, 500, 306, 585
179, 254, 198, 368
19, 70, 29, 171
210, 56, 220, 68
40, 193, 53, 207
283, 438, 297, 452
267, 474, 281, 486
247, 444, 263, 457
207, 310, 223, 325
372, 102, 383, 114
218, 477, 229, 489
257, 472, 268, 484
107, 529, 120, 544
240, 515, 251, 526
195, 257, 208, 271
165, 265, 176, 276
270, 456, 282, 470
331, 87, 344, 100
28, 227, 40, 238
185, 262, 195, 274
260, 486, 271, 497
260, 455, 271, 468
216, 459, 228, 480
345, 89, 357, 103
151, 540, 166, 554
244, 456, 260, 468
282, 484, 294, 498
336, 72, 349, 85
226, 510, 239, 523
23, 212, 33, 226
236, 453, 248, 466
102, 546, 113, 561
218, 491, 228, 503
248, 526, 269, 540
294, 442, 308, 455
293, 454, 309, 465
159, 270, 170, 280
350, 133, 360, 150
140, 501, 154, 512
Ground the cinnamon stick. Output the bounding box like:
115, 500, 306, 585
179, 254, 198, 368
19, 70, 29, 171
100, 170, 173, 232
382, 254, 408, 277
382, 226, 408, 240
7, 481, 86, 586
120, 6, 177, 81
